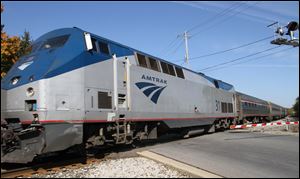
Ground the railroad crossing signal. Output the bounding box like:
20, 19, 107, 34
268, 21, 299, 47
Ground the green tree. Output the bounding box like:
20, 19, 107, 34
18, 31, 32, 58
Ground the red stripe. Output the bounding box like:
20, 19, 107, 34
252, 124, 257, 127
286, 122, 290, 124
20, 116, 237, 124
295, 122, 299, 125
21, 119, 107, 124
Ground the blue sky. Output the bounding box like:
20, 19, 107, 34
1, 1, 299, 108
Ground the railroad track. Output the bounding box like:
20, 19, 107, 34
0, 133, 189, 178
1, 156, 102, 178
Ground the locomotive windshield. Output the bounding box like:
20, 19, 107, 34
39, 34, 70, 51
31, 41, 43, 52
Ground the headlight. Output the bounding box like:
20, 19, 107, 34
26, 87, 35, 97
11, 76, 20, 85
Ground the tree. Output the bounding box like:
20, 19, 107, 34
292, 97, 299, 117
18, 31, 32, 57
1, 32, 21, 78
1, 3, 32, 79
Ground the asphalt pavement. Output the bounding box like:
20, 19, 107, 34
148, 131, 299, 178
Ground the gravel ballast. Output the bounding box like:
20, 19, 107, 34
31, 157, 191, 178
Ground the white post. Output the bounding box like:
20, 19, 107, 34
125, 57, 131, 111
113, 54, 118, 111
184, 31, 189, 65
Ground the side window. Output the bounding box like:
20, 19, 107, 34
214, 80, 219, 88
137, 53, 148, 68
160, 61, 169, 74
167, 64, 176, 76
91, 38, 98, 52
175, 67, 185, 79
98, 41, 110, 55
148, 57, 160, 72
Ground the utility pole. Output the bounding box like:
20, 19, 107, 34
184, 31, 190, 65
178, 31, 191, 66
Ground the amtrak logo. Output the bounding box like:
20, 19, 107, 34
135, 82, 167, 104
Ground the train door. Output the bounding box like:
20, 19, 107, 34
113, 55, 131, 114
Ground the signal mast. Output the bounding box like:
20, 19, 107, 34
268, 21, 299, 47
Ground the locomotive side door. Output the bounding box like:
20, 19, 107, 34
113, 55, 131, 113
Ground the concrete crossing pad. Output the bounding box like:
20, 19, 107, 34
137, 151, 223, 178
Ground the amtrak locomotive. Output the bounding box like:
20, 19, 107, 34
1, 27, 287, 163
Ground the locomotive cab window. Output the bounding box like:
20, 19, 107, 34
91, 38, 98, 52
32, 41, 43, 52
98, 41, 110, 55
41, 35, 70, 50
214, 80, 219, 88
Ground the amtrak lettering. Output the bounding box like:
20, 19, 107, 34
141, 74, 167, 84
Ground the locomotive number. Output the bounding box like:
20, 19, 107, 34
216, 100, 221, 111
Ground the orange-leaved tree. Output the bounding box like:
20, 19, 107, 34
1, 3, 32, 79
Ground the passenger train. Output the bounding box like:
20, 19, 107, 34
1, 27, 287, 163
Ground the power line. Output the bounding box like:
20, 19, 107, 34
199, 46, 281, 72
163, 2, 254, 61
171, 40, 184, 54
172, 35, 273, 63
192, 1, 260, 38
158, 36, 181, 56
171, 2, 261, 64
162, 2, 245, 59
187, 2, 244, 33
204, 46, 294, 72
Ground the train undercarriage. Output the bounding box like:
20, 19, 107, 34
1, 116, 236, 164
